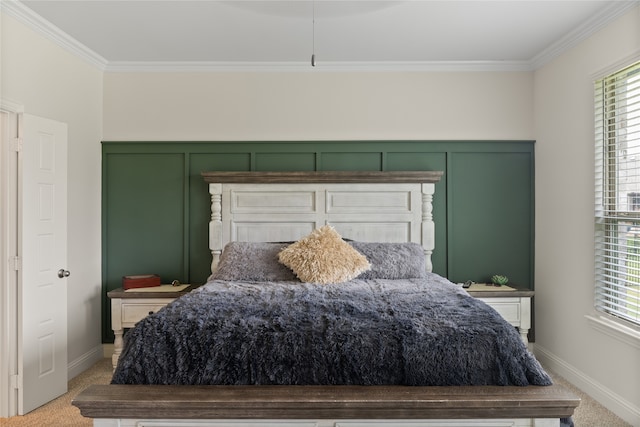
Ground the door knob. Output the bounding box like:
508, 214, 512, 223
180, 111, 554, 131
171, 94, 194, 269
58, 269, 70, 278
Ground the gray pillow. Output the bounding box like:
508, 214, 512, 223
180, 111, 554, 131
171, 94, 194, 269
211, 241, 427, 283
349, 242, 427, 279
211, 242, 299, 282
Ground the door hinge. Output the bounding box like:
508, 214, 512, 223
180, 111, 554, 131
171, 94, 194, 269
10, 137, 22, 152
10, 374, 20, 389
10, 256, 20, 271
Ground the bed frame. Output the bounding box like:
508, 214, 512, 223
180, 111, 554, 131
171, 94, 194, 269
73, 171, 579, 427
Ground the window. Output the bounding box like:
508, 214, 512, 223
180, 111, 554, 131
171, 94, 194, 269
595, 61, 640, 327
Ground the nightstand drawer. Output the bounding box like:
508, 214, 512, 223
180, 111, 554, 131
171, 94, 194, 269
481, 299, 521, 323
121, 302, 168, 324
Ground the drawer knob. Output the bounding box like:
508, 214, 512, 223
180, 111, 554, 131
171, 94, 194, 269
148, 311, 154, 315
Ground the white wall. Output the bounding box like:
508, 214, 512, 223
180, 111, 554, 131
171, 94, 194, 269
1, 13, 104, 377
103, 71, 533, 141
534, 5, 640, 426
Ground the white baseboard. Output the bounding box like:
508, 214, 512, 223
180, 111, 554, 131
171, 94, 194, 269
67, 345, 105, 380
534, 344, 640, 426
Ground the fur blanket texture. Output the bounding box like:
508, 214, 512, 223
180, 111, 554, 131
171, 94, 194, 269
111, 273, 552, 386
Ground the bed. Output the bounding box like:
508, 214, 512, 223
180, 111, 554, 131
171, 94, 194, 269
73, 171, 579, 427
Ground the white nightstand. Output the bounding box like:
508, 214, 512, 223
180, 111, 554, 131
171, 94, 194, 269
107, 285, 193, 369
466, 284, 534, 345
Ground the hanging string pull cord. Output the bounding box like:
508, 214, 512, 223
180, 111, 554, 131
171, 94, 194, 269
311, 0, 316, 67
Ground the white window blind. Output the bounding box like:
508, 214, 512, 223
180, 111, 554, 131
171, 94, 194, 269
595, 61, 640, 326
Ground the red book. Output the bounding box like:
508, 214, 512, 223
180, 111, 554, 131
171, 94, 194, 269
122, 274, 161, 290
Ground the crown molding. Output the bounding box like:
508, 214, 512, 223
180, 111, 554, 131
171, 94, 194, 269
104, 60, 534, 73
0, 0, 108, 70
530, 0, 639, 69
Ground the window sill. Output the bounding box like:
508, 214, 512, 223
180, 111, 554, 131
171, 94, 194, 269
585, 313, 640, 349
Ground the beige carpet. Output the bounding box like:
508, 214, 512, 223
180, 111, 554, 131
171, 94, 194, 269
547, 369, 633, 427
0, 358, 112, 427
0, 358, 633, 427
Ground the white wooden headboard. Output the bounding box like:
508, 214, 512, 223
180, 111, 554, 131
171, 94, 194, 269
201, 171, 443, 275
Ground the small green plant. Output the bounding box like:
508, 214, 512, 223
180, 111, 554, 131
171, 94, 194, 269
491, 274, 509, 286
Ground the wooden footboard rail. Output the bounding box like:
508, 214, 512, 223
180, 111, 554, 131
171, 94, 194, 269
73, 384, 579, 423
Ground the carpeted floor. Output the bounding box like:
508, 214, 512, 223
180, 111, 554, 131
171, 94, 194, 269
0, 358, 112, 427
546, 369, 633, 427
0, 359, 633, 426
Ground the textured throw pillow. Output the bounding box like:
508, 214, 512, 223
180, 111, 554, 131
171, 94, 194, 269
349, 241, 427, 279
278, 225, 371, 284
212, 242, 299, 282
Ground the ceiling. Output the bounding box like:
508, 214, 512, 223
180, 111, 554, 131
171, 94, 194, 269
6, 0, 639, 71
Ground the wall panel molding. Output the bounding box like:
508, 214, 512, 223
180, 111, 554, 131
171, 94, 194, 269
101, 140, 534, 342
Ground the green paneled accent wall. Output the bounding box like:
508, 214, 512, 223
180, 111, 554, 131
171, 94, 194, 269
447, 151, 533, 286
102, 140, 534, 342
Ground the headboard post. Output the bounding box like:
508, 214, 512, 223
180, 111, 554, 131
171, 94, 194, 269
209, 183, 223, 273
422, 183, 435, 272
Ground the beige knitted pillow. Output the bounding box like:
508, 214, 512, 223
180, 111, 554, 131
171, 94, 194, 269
278, 225, 371, 284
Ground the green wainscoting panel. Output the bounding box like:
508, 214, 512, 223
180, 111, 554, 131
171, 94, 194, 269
320, 152, 383, 170
447, 151, 534, 286
103, 153, 186, 284
102, 140, 534, 343
255, 152, 316, 171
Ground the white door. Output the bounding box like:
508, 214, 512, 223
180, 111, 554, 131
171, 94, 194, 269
18, 114, 68, 414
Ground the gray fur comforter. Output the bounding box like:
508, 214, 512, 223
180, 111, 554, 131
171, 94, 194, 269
111, 273, 552, 386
